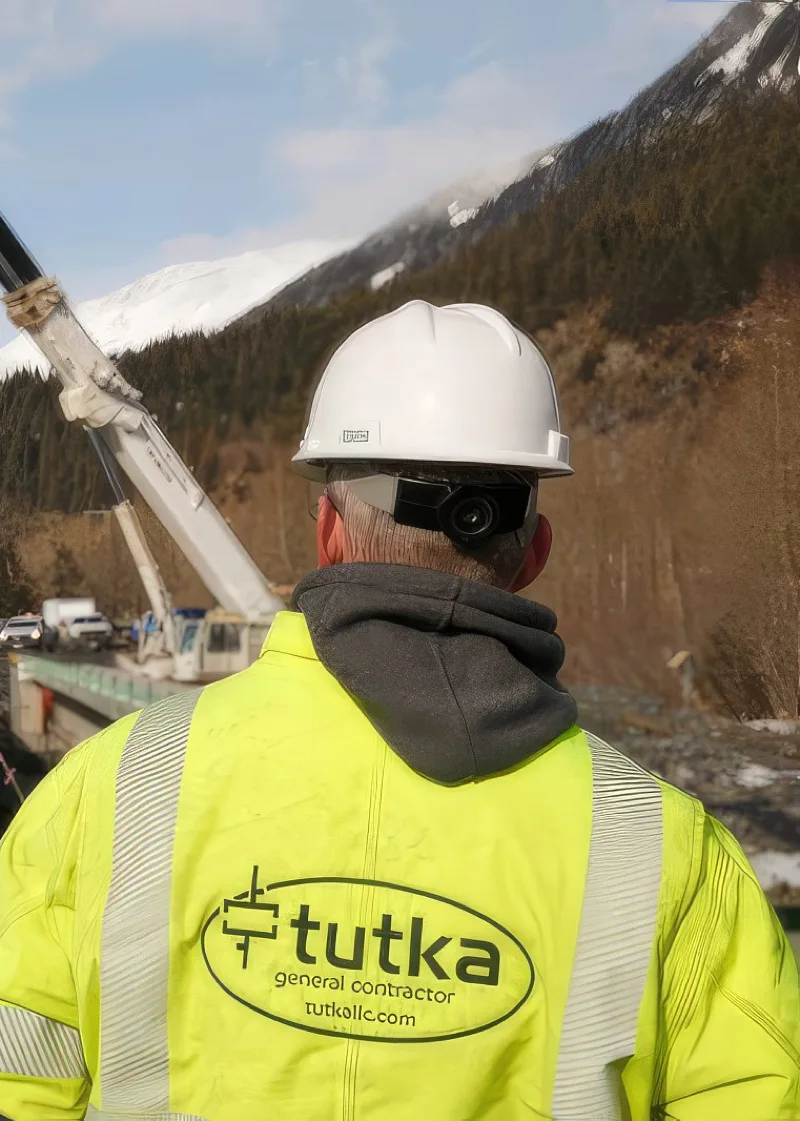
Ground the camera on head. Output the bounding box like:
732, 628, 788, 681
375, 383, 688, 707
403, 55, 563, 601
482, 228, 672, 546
344, 471, 537, 551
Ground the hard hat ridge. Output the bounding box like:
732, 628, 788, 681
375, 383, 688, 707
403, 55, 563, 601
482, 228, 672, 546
445, 303, 524, 356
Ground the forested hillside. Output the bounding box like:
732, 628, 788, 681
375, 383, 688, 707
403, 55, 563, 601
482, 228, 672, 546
1, 88, 798, 515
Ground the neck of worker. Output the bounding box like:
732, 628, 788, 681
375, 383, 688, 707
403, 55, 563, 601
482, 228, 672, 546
292, 563, 578, 785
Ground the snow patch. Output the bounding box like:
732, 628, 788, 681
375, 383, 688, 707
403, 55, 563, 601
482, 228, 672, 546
0, 239, 349, 378
749, 850, 800, 891
698, 3, 786, 86
370, 262, 406, 291
757, 28, 798, 92
448, 201, 479, 228
736, 763, 797, 789
744, 718, 800, 735
536, 153, 556, 169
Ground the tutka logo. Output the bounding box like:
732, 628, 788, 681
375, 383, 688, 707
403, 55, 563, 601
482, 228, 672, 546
202, 868, 535, 1043
341, 429, 369, 443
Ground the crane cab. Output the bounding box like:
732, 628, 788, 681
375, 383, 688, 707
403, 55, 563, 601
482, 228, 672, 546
171, 608, 271, 683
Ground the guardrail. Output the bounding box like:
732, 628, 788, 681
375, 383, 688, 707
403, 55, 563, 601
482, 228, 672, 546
17, 655, 192, 723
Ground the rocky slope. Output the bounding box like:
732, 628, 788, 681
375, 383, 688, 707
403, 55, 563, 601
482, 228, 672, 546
575, 683, 800, 907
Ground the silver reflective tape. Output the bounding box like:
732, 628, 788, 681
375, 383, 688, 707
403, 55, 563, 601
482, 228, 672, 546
551, 732, 663, 1120
99, 689, 202, 1113
86, 1109, 207, 1120
0, 1004, 86, 1080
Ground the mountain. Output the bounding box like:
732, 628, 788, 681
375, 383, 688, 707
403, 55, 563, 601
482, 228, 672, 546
239, 153, 540, 318
241, 1, 800, 320
5, 5, 793, 371
0, 239, 349, 377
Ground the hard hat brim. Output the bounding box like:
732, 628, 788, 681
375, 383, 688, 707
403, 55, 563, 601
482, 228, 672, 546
291, 451, 573, 481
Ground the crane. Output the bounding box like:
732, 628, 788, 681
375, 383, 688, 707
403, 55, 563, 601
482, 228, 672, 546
0, 210, 285, 683
84, 426, 177, 667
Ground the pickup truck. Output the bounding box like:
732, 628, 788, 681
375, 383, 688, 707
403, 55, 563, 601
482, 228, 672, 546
61, 612, 114, 650
0, 615, 58, 652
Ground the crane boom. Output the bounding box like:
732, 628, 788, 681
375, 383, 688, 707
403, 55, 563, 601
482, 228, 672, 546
0, 211, 284, 623
86, 425, 176, 657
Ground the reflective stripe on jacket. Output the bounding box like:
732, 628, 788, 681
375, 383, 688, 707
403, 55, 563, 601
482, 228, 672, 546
0, 609, 797, 1120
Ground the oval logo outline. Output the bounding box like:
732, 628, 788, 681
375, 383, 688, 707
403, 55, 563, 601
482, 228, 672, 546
201, 875, 535, 1044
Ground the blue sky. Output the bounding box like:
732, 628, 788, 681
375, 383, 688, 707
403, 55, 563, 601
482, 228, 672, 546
0, 0, 733, 315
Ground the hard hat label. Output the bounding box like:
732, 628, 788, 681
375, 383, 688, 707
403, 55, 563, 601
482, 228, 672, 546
338, 421, 381, 448
201, 868, 535, 1042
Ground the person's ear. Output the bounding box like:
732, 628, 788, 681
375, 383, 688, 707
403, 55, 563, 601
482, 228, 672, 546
509, 514, 552, 593
317, 494, 346, 567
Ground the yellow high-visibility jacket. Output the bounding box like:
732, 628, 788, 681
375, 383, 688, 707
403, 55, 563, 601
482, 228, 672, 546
0, 588, 798, 1120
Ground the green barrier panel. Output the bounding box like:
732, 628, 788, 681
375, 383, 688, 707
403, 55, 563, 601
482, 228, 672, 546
114, 676, 134, 706
20, 654, 193, 719
132, 678, 152, 707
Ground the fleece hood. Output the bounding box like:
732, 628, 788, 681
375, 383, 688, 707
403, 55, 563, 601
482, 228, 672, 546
292, 564, 578, 785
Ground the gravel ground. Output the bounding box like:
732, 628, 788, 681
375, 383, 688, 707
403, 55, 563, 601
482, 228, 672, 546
573, 684, 800, 909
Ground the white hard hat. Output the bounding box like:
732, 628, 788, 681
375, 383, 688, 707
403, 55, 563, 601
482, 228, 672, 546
292, 299, 572, 480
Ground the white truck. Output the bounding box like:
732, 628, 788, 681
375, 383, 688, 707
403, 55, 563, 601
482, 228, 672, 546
42, 597, 96, 631
0, 210, 285, 683
42, 598, 114, 651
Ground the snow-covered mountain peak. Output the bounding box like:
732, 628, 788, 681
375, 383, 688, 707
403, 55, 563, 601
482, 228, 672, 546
0, 239, 349, 377
700, 2, 800, 91
245, 1, 800, 317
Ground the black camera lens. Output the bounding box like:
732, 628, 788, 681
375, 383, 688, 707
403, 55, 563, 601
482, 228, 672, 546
392, 477, 531, 548
447, 494, 498, 541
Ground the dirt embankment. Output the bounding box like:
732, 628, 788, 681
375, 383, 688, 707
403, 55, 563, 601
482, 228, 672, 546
14, 266, 800, 720
535, 266, 800, 719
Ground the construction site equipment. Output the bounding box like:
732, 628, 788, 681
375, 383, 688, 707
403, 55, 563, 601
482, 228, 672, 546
0, 210, 284, 683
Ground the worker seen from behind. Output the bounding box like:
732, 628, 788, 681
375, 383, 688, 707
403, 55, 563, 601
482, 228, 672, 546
0, 301, 797, 1120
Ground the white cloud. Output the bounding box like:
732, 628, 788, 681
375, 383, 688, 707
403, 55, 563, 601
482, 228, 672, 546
260, 0, 738, 245
335, 35, 395, 110
0, 0, 59, 37
84, 0, 279, 39
532, 0, 733, 93
0, 0, 281, 39
0, 0, 281, 127
282, 128, 370, 174
272, 61, 563, 239
298, 0, 397, 119
651, 1, 736, 32
0, 36, 101, 130
157, 225, 338, 264
599, 0, 735, 69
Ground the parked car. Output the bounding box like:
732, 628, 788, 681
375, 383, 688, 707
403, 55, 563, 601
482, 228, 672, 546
62, 612, 114, 650
0, 615, 57, 652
